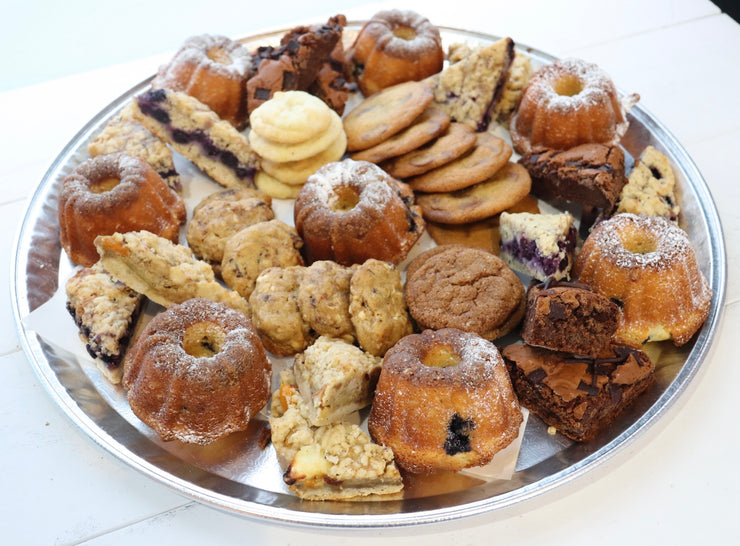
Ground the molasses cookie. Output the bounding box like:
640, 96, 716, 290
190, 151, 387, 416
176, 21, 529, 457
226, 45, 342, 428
405, 245, 525, 340
415, 162, 531, 224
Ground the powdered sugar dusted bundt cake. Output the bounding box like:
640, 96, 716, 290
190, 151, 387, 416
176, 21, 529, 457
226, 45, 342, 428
510, 58, 639, 154
123, 298, 271, 445
573, 213, 712, 347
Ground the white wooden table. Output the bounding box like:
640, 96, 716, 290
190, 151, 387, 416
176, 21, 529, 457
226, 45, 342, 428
2, 1, 738, 543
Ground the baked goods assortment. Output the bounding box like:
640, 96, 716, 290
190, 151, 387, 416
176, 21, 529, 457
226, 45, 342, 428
52, 9, 715, 503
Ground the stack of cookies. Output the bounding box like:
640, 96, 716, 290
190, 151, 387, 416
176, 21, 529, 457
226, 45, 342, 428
248, 90, 346, 199
343, 80, 538, 254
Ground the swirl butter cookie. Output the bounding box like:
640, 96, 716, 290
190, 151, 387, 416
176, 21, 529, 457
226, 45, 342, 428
405, 246, 525, 340
249, 91, 334, 145
415, 162, 532, 224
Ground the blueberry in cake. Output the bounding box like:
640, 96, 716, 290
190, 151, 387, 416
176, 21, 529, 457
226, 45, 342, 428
132, 88, 259, 188
498, 211, 577, 282
65, 263, 144, 384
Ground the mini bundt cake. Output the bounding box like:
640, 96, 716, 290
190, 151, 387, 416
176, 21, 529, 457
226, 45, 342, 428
368, 328, 523, 474
152, 34, 252, 129
573, 213, 712, 347
58, 153, 186, 267
346, 9, 444, 96
123, 298, 271, 445
510, 58, 639, 154
293, 159, 425, 266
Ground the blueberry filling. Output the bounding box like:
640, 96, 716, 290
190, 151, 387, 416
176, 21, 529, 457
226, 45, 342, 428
137, 92, 256, 181
444, 413, 475, 456
501, 225, 577, 276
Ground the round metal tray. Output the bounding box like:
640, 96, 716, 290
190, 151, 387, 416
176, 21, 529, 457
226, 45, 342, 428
11, 23, 727, 528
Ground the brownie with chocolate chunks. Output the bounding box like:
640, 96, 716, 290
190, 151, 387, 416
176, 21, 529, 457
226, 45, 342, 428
518, 143, 627, 210
521, 280, 620, 357
501, 343, 655, 442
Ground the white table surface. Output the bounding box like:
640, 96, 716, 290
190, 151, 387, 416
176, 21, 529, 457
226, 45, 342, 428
3, 1, 738, 544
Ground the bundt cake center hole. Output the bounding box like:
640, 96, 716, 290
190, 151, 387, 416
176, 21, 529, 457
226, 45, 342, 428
554, 74, 584, 97
206, 47, 232, 65
622, 232, 658, 255
392, 25, 418, 41
422, 345, 462, 368
329, 185, 360, 212
182, 322, 227, 358
90, 177, 121, 193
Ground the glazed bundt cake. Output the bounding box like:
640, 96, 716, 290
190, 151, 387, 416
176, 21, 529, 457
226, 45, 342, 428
368, 328, 523, 473
573, 213, 712, 347
510, 58, 639, 154
293, 159, 425, 266
58, 153, 186, 267
123, 298, 271, 445
152, 34, 252, 129
346, 9, 444, 96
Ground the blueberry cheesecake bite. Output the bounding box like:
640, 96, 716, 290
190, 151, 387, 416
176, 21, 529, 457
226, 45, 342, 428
498, 211, 578, 282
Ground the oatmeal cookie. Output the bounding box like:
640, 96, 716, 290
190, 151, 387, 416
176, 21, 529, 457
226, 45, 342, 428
405, 245, 525, 340
297, 260, 355, 342
349, 259, 413, 356
249, 265, 314, 357
186, 188, 274, 274
221, 219, 305, 300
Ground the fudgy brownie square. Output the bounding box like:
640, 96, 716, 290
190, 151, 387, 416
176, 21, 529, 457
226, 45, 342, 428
521, 280, 620, 357
501, 343, 655, 442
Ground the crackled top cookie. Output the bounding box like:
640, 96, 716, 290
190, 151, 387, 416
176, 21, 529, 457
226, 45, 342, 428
406, 245, 526, 340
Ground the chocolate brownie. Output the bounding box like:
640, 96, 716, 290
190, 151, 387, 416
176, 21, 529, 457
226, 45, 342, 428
521, 280, 621, 357
518, 143, 627, 210
501, 343, 655, 442
247, 15, 345, 113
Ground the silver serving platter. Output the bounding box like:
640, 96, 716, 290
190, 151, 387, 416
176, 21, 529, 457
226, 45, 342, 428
11, 24, 727, 527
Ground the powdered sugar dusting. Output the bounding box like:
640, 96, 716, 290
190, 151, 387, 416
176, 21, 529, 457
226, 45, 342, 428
587, 213, 691, 269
